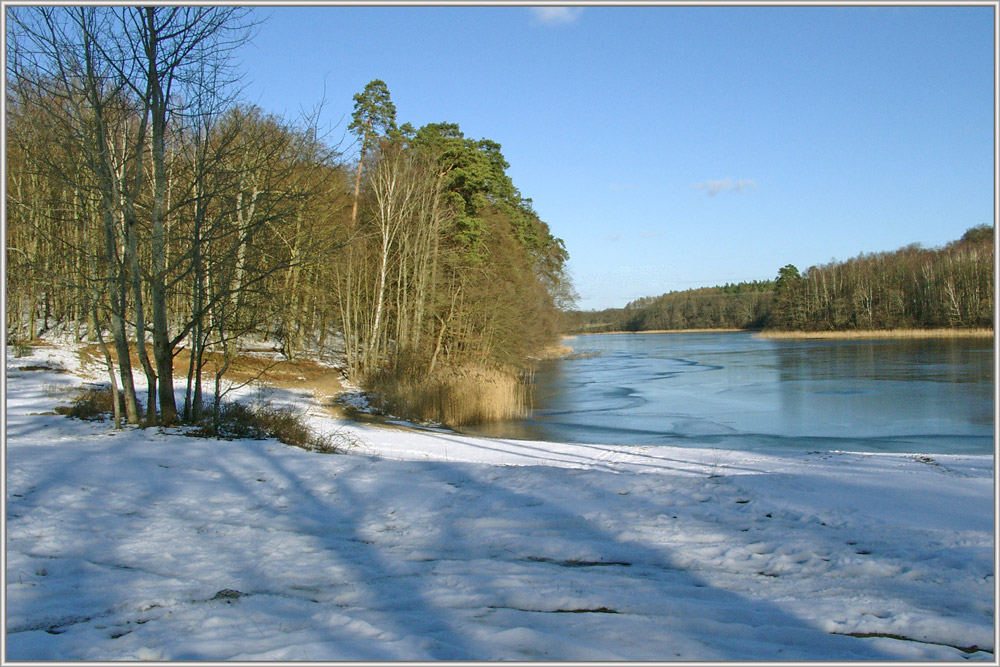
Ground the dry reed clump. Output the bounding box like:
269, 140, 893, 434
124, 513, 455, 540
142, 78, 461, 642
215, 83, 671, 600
753, 328, 994, 340
364, 364, 530, 427
535, 343, 575, 359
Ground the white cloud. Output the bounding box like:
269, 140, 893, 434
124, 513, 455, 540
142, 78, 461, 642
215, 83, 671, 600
530, 7, 584, 25
693, 178, 757, 196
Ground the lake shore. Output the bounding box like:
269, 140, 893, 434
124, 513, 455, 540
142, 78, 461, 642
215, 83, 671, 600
6, 341, 994, 661
753, 327, 994, 340
565, 327, 994, 340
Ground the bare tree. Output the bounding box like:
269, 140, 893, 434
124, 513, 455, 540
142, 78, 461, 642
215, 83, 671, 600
9, 6, 258, 425
9, 7, 145, 422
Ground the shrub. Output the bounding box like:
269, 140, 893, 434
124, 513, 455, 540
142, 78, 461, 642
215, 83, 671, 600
10, 340, 31, 358
54, 384, 357, 454
56, 385, 125, 421
214, 400, 354, 454
244, 404, 313, 449
214, 401, 266, 439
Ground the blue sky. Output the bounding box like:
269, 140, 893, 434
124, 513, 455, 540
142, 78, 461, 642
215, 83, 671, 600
239, 5, 995, 310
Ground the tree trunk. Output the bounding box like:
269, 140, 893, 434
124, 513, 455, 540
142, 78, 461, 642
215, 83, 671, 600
146, 7, 178, 425
349, 126, 369, 229
93, 305, 123, 429
99, 192, 141, 423
125, 215, 158, 422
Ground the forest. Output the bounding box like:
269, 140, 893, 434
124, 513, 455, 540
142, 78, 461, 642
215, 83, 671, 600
5, 7, 571, 428
566, 225, 993, 334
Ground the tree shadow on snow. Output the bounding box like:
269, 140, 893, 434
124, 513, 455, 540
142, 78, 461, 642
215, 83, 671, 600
6, 395, 982, 660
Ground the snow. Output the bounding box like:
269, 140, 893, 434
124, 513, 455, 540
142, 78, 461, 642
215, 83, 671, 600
5, 343, 996, 661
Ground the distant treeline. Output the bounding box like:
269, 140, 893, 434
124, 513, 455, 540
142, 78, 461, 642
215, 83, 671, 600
564, 225, 994, 334
563, 281, 774, 333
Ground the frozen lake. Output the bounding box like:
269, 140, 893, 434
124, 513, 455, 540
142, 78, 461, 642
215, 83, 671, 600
462, 332, 994, 454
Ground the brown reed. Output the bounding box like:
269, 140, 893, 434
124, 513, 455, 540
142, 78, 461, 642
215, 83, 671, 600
752, 328, 993, 340
364, 364, 530, 427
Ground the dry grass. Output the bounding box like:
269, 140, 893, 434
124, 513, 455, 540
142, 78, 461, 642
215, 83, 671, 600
77, 343, 342, 389
535, 343, 575, 359
753, 328, 994, 340
364, 364, 529, 427
77, 343, 347, 418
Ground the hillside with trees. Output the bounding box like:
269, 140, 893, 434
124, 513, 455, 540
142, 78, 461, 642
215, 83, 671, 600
6, 7, 570, 428
566, 226, 993, 334
563, 281, 774, 333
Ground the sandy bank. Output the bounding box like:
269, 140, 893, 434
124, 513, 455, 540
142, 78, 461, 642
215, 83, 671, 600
753, 328, 993, 340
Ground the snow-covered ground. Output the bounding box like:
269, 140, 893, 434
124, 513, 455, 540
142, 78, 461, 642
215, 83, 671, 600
5, 342, 995, 661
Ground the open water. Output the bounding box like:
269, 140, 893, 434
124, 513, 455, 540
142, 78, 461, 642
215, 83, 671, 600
461, 332, 995, 454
